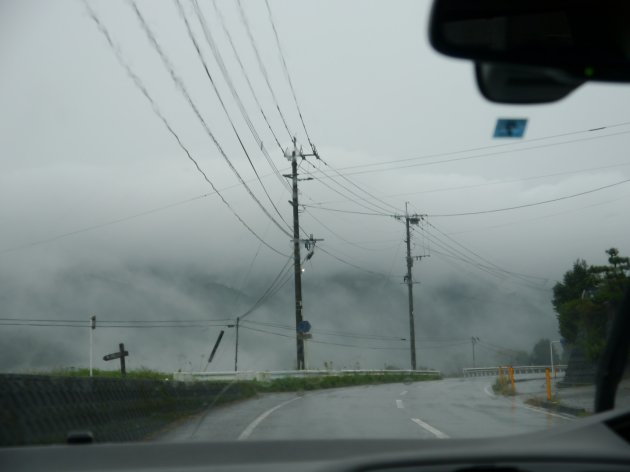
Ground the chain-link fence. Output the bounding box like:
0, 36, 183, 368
0, 374, 255, 446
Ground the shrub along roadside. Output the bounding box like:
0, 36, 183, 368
253, 372, 441, 392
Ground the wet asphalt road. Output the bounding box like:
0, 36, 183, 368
157, 377, 575, 442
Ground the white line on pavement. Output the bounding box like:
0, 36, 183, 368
400, 390, 408, 396
396, 399, 404, 409
238, 397, 301, 440
484, 385, 496, 397
411, 418, 450, 439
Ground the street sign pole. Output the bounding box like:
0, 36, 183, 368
119, 343, 126, 376
103, 343, 129, 376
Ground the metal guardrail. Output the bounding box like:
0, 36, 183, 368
173, 369, 441, 382
462, 365, 567, 377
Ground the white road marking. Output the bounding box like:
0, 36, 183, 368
400, 390, 408, 396
484, 385, 496, 397
396, 399, 404, 409
238, 397, 301, 440
411, 418, 449, 439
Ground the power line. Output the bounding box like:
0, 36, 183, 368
190, 0, 290, 195
301, 204, 391, 217
174, 0, 292, 234
379, 161, 630, 199
130, 1, 291, 238
318, 245, 396, 279
84, 1, 286, 257
448, 191, 630, 236
238, 255, 294, 321
263, 0, 313, 149
314, 156, 402, 214
323, 123, 630, 177
427, 221, 549, 283
429, 177, 630, 217
305, 208, 392, 252
0, 317, 232, 323
411, 225, 548, 291
302, 159, 399, 216
236, 0, 293, 139
242, 319, 407, 342
211, 0, 284, 153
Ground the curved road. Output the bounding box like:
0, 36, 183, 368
157, 377, 575, 442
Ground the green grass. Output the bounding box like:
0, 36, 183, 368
38, 367, 173, 381
251, 372, 441, 392
491, 376, 516, 396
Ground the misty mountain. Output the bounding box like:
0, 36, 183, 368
0, 256, 558, 376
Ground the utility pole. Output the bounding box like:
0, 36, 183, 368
284, 137, 321, 370
471, 337, 480, 368
89, 315, 96, 377
234, 317, 240, 372
396, 203, 426, 371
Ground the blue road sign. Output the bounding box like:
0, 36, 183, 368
297, 320, 311, 334
493, 118, 528, 138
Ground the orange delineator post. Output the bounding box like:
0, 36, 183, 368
508, 366, 515, 392
545, 368, 551, 401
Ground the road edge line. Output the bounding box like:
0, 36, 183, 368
238, 396, 301, 440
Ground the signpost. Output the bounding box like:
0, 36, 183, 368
103, 343, 129, 376
297, 320, 311, 334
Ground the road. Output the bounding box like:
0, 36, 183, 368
157, 377, 575, 442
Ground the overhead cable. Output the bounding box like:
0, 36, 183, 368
84, 1, 285, 256
131, 1, 291, 238
191, 0, 291, 193
172, 0, 291, 233
429, 178, 630, 217
236, 0, 293, 139
212, 0, 284, 152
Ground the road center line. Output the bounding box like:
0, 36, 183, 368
411, 418, 449, 439
400, 390, 408, 396
396, 399, 404, 409
238, 396, 301, 440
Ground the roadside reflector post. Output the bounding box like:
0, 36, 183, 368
498, 366, 504, 385
545, 368, 551, 401
508, 366, 515, 393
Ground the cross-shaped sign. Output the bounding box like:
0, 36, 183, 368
103, 343, 129, 376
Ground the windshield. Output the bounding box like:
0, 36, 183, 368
1, 0, 629, 446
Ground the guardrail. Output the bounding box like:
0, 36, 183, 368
462, 365, 567, 377
173, 369, 441, 382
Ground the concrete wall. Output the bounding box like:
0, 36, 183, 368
0, 374, 254, 446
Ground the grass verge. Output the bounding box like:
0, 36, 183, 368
491, 376, 516, 396
251, 372, 441, 392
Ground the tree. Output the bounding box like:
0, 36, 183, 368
552, 248, 630, 361
530, 338, 559, 365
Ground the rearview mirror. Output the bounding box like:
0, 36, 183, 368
429, 0, 630, 103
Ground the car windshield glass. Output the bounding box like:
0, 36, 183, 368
1, 0, 629, 446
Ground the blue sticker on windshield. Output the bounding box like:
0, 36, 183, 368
493, 118, 528, 138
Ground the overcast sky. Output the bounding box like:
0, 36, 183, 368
1, 0, 629, 373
